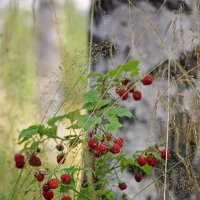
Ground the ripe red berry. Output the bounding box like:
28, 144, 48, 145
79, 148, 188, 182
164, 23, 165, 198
121, 78, 130, 86
28, 154, 41, 167
142, 74, 153, 85
57, 154, 65, 164
118, 182, 127, 190
94, 151, 101, 158
42, 190, 54, 200
132, 91, 142, 101
110, 143, 121, 154
96, 143, 108, 154
61, 174, 71, 184
34, 171, 44, 182
15, 160, 25, 169
134, 175, 142, 182
137, 156, 147, 166
118, 90, 129, 100
88, 138, 98, 150
14, 153, 25, 169
48, 178, 59, 189
106, 134, 112, 142
160, 149, 170, 160
42, 183, 50, 192
56, 144, 64, 151
14, 153, 25, 162
146, 157, 157, 167
61, 196, 72, 200
115, 137, 124, 147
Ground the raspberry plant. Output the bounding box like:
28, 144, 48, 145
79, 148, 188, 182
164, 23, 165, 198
14, 60, 169, 200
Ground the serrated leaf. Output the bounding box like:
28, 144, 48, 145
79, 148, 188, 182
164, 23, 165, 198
47, 114, 67, 127
18, 124, 45, 143
119, 157, 133, 171
65, 109, 80, 124
82, 102, 94, 110
96, 99, 110, 109
119, 60, 140, 73
115, 107, 133, 118
152, 152, 162, 160
44, 126, 57, 138
141, 164, 152, 175
83, 89, 100, 103
103, 106, 133, 118
96, 189, 114, 200
60, 183, 69, 193
105, 116, 122, 131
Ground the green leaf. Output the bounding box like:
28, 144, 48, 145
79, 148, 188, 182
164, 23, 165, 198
65, 109, 81, 124
60, 183, 69, 193
96, 189, 114, 200
103, 106, 133, 118
44, 126, 57, 138
69, 136, 82, 148
152, 152, 162, 160
47, 114, 67, 127
88, 71, 103, 78
96, 99, 110, 109
18, 124, 45, 143
105, 116, 122, 131
119, 157, 133, 171
82, 102, 94, 110
118, 60, 140, 73
115, 107, 133, 118
63, 167, 87, 175
83, 89, 100, 103
141, 164, 152, 175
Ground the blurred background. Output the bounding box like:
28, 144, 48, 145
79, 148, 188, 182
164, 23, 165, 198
0, 0, 89, 198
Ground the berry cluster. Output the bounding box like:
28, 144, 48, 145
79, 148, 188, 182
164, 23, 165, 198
134, 149, 170, 182
38, 174, 72, 200
88, 134, 124, 158
14, 153, 42, 169
116, 74, 153, 101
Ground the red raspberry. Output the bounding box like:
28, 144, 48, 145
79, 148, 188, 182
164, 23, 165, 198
132, 91, 142, 101
88, 138, 98, 150
118, 90, 129, 100
61, 174, 71, 184
56, 144, 64, 151
142, 75, 153, 85
61, 196, 72, 200
115, 137, 124, 147
94, 151, 101, 158
48, 178, 59, 189
42, 183, 50, 192
121, 78, 130, 86
118, 182, 127, 190
57, 154, 65, 164
34, 171, 44, 182
42, 190, 54, 200
134, 175, 142, 182
15, 160, 25, 169
146, 157, 157, 167
160, 149, 170, 160
96, 143, 108, 154
137, 156, 147, 166
110, 143, 121, 154
14, 153, 25, 162
106, 134, 112, 142
28, 154, 41, 167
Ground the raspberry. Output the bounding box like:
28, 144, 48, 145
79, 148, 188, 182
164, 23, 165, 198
14, 153, 25, 169
106, 134, 112, 142
42, 190, 54, 200
160, 149, 170, 160
88, 138, 98, 150
56, 144, 64, 151
28, 154, 41, 167
134, 175, 142, 182
118, 182, 127, 190
61, 196, 72, 200
48, 178, 59, 189
14, 153, 25, 162
61, 174, 71, 184
15, 160, 25, 169
142, 75, 153, 85
96, 143, 108, 154
118, 90, 129, 100
121, 78, 130, 86
146, 157, 157, 167
57, 154, 65, 164
137, 156, 147, 166
34, 171, 45, 182
115, 137, 124, 147
132, 91, 142, 101
94, 151, 101, 158
42, 183, 50, 192
110, 143, 121, 154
